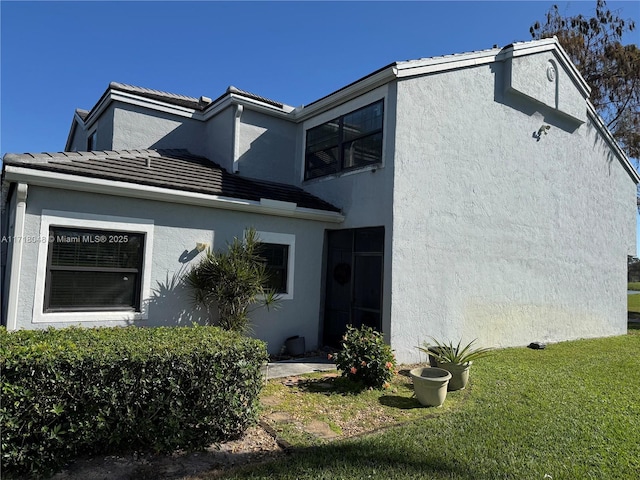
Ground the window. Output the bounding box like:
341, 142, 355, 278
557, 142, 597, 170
305, 100, 384, 180
260, 243, 289, 294
256, 231, 295, 299
33, 210, 154, 324
44, 227, 145, 312
87, 131, 97, 151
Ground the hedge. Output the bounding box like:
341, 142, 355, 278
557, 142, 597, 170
0, 325, 268, 479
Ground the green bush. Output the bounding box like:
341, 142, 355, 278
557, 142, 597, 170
331, 325, 396, 389
0, 325, 268, 479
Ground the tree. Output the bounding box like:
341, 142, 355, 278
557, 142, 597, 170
530, 1, 639, 160
185, 228, 279, 332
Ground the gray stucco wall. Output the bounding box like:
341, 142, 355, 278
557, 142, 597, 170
391, 59, 637, 363
12, 185, 333, 354
300, 84, 397, 341
236, 109, 297, 184
112, 104, 206, 156
204, 107, 234, 172
67, 107, 115, 152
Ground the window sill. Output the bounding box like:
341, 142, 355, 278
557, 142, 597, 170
32, 309, 148, 324
303, 163, 383, 185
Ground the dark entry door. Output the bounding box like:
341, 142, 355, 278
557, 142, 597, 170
323, 227, 384, 347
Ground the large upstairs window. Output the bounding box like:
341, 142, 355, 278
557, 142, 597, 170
305, 100, 384, 180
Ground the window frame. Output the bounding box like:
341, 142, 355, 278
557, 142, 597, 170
256, 231, 295, 300
304, 99, 384, 181
43, 226, 146, 313
259, 242, 289, 295
33, 211, 154, 324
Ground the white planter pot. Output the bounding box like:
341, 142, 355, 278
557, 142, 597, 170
437, 362, 471, 391
409, 367, 452, 407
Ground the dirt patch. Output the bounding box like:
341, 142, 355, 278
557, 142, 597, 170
49, 425, 284, 480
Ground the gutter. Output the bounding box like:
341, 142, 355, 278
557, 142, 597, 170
3, 166, 345, 223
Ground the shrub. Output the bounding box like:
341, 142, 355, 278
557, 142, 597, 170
331, 325, 396, 389
0, 325, 268, 479
185, 228, 279, 332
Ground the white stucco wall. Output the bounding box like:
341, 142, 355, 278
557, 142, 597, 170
391, 59, 637, 363
12, 186, 334, 354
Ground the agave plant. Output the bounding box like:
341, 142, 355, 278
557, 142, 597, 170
417, 337, 492, 365
417, 338, 493, 391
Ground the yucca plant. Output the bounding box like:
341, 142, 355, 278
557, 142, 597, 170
184, 228, 279, 333
416, 338, 492, 391
417, 337, 492, 365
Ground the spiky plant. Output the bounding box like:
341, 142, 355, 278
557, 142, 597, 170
185, 228, 279, 332
417, 337, 492, 365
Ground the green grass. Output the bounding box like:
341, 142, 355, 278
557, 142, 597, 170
628, 293, 640, 313
220, 331, 640, 480
627, 282, 640, 291
258, 369, 467, 448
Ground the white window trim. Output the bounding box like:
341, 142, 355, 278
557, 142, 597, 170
256, 231, 295, 300
33, 210, 154, 324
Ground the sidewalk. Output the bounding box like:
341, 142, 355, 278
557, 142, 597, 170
262, 356, 336, 380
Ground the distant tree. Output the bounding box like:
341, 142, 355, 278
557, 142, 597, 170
530, 1, 639, 160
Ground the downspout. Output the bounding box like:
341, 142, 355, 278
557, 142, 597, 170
232, 104, 243, 173
6, 183, 28, 331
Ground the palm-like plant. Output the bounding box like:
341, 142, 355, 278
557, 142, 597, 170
417, 337, 492, 365
185, 228, 279, 332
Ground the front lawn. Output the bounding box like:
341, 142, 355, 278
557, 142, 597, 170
628, 292, 640, 313
627, 282, 640, 291
217, 330, 639, 479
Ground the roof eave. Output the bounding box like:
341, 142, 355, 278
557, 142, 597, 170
292, 64, 397, 121
586, 103, 640, 184
2, 165, 345, 223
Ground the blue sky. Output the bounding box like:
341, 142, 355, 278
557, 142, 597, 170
1, 1, 639, 249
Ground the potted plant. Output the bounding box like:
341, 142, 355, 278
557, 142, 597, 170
409, 367, 452, 407
417, 338, 492, 391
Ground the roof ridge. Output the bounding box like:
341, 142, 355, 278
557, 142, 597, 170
109, 82, 201, 103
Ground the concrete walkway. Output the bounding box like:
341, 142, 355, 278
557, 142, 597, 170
262, 356, 336, 380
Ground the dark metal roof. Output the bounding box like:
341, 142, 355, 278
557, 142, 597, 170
2, 149, 340, 213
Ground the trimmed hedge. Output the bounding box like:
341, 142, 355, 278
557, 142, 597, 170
0, 325, 268, 479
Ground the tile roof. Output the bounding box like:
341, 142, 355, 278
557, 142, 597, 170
109, 82, 211, 111
2, 149, 340, 213
108, 82, 287, 112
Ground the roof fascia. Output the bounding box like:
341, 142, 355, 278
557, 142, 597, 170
587, 103, 640, 183
3, 166, 344, 223
393, 47, 504, 79
291, 66, 397, 122
201, 93, 294, 121
64, 115, 81, 152
84, 90, 203, 128
84, 87, 295, 128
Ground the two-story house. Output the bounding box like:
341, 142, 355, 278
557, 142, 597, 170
2, 37, 637, 362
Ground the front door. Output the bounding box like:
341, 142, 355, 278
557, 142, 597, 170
323, 227, 384, 347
